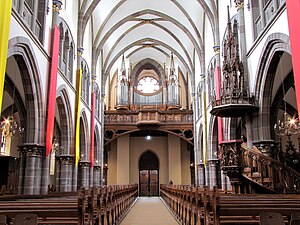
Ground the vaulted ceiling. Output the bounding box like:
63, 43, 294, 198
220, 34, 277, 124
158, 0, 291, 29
78, 0, 218, 87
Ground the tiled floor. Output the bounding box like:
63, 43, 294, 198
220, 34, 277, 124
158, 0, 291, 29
120, 197, 180, 225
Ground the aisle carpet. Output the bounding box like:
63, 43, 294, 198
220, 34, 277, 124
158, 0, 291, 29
120, 197, 180, 225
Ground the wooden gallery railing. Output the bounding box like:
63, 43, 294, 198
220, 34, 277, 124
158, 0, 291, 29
160, 184, 300, 225
0, 184, 138, 225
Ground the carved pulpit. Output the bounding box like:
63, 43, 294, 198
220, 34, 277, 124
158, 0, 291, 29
210, 7, 256, 117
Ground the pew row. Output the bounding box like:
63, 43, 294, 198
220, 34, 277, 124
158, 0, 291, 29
0, 184, 138, 225
160, 184, 300, 225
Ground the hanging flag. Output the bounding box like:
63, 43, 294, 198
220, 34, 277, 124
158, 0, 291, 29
75, 69, 83, 165
202, 83, 208, 165
215, 65, 223, 145
286, 0, 300, 117
90, 91, 96, 166
45, 26, 60, 156
0, 0, 13, 116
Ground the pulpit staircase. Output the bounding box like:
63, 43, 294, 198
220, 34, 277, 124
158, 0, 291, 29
221, 140, 300, 194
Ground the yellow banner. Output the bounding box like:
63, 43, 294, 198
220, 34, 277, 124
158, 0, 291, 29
202, 89, 207, 165
75, 69, 82, 165
0, 0, 13, 116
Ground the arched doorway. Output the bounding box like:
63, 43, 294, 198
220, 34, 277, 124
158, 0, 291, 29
139, 151, 159, 196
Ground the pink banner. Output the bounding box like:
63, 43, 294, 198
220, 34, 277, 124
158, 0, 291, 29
286, 0, 300, 117
46, 26, 60, 156
90, 91, 96, 166
215, 66, 223, 144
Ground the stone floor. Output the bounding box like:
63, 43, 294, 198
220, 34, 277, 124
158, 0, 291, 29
120, 197, 180, 225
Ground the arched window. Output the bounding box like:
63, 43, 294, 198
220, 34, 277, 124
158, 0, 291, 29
58, 23, 64, 68
250, 0, 286, 39
63, 31, 69, 62
81, 59, 90, 104
207, 57, 216, 103
12, 0, 47, 43
197, 82, 203, 118
68, 43, 74, 82
95, 86, 101, 119
57, 18, 75, 84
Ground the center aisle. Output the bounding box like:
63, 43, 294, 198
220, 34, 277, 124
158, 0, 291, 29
120, 197, 180, 225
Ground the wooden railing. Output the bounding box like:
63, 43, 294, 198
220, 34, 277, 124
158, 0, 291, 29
220, 139, 300, 194
0, 184, 138, 225
104, 109, 193, 125
241, 144, 300, 193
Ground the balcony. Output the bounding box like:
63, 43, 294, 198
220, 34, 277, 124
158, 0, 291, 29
104, 108, 193, 130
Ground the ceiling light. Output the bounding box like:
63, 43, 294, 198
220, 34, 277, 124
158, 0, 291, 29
146, 135, 152, 140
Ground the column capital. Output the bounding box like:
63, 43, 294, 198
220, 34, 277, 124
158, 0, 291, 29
56, 155, 74, 165
92, 74, 97, 81
77, 47, 84, 56
78, 161, 91, 168
18, 144, 44, 157
93, 165, 101, 170
53, 0, 63, 13
234, 0, 244, 11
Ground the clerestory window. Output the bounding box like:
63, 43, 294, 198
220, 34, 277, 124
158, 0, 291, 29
250, 0, 286, 39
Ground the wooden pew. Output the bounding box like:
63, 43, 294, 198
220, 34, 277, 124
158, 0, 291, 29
0, 184, 138, 225
161, 184, 300, 225
208, 187, 300, 225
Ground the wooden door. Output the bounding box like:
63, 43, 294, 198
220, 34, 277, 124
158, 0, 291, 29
139, 169, 158, 196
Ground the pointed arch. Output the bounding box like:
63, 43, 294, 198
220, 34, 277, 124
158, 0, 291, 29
56, 85, 74, 155
7, 37, 43, 144
253, 33, 291, 141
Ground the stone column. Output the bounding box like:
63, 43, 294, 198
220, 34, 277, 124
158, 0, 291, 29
56, 155, 74, 191
209, 159, 218, 188
221, 172, 227, 190
100, 94, 106, 186
93, 165, 101, 187
205, 164, 210, 187
18, 155, 25, 194
34, 154, 42, 194
18, 144, 43, 195
258, 0, 266, 27
18, 0, 25, 15
197, 164, 205, 187
73, 46, 84, 191
55, 158, 60, 191
40, 0, 63, 195
78, 161, 90, 189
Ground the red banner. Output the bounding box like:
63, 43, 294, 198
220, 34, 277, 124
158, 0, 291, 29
286, 0, 300, 117
46, 26, 60, 156
90, 91, 96, 166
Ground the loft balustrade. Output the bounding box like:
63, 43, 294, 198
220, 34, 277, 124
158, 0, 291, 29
104, 109, 193, 126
